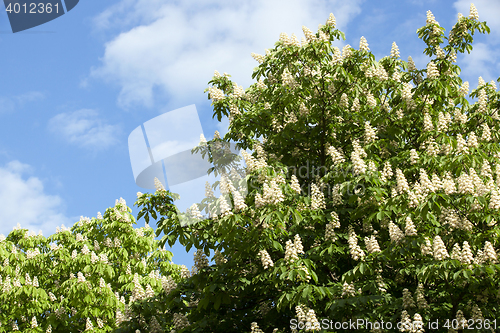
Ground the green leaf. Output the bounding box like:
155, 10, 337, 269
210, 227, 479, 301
214, 294, 222, 310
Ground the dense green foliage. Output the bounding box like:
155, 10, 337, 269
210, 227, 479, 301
0, 198, 180, 332
3, 5, 500, 333
133, 5, 500, 333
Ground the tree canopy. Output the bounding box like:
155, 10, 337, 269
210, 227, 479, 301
136, 4, 500, 332
3, 3, 499, 333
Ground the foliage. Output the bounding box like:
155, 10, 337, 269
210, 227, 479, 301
128, 5, 500, 333
0, 197, 180, 333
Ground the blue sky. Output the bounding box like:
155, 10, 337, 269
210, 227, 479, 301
1, 0, 499, 270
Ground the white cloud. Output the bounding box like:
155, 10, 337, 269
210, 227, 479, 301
89, 0, 363, 110
0, 160, 72, 237
14, 91, 44, 106
92, 0, 139, 31
0, 97, 15, 114
48, 109, 121, 150
458, 42, 498, 83
0, 91, 44, 114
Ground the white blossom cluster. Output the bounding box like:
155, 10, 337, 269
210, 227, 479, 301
26, 248, 41, 259
351, 139, 367, 175
193, 249, 209, 274
205, 181, 215, 198
359, 36, 369, 51
154, 177, 165, 192
259, 250, 274, 269
437, 112, 451, 132
172, 313, 190, 330
161, 276, 177, 295
49, 292, 57, 301
325, 212, 340, 241
396, 169, 410, 195
406, 56, 417, 72
489, 187, 500, 209
365, 64, 389, 81
310, 183, 326, 210
364, 121, 377, 144
301, 26, 316, 42
426, 10, 439, 25
297, 263, 311, 282
391, 42, 400, 58
456, 134, 469, 154
213, 250, 227, 265
435, 45, 445, 59
477, 90, 488, 114
295, 305, 320, 331
230, 82, 245, 99
115, 309, 126, 327
423, 112, 433, 131
241, 150, 267, 174
439, 208, 473, 231
450, 310, 467, 331
459, 241, 473, 264
129, 274, 147, 302
427, 61, 440, 79
405, 216, 417, 236
340, 93, 349, 108
380, 161, 393, 182
399, 310, 424, 333
350, 97, 360, 112
421, 237, 433, 256
326, 13, 336, 27
290, 175, 302, 194
85, 318, 93, 331
281, 68, 297, 88
255, 179, 285, 207
401, 82, 413, 102
218, 195, 233, 218
482, 241, 498, 263
432, 235, 449, 260
327, 146, 345, 166
285, 235, 305, 264
187, 203, 203, 220
366, 91, 377, 108
341, 44, 353, 58
469, 3, 479, 20
468, 131, 478, 148
459, 81, 469, 97
208, 86, 225, 103
364, 235, 381, 253
232, 187, 247, 212
389, 222, 405, 243
179, 265, 190, 279
402, 288, 416, 308
375, 272, 387, 293
470, 303, 484, 324
250, 322, 264, 333
148, 316, 162, 333
342, 282, 356, 298
348, 227, 365, 260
